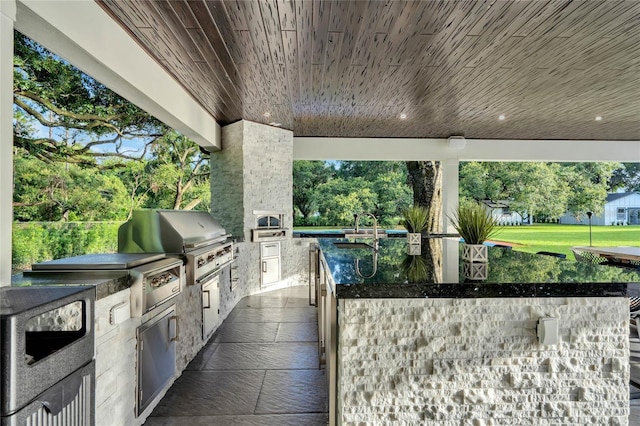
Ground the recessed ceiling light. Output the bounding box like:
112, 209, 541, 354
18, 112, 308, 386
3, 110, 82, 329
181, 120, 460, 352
263, 112, 271, 118
268, 122, 282, 127
498, 114, 506, 121
399, 113, 407, 120
595, 116, 603, 121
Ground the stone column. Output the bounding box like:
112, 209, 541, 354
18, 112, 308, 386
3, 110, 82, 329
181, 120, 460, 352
211, 120, 307, 297
1, 1, 15, 285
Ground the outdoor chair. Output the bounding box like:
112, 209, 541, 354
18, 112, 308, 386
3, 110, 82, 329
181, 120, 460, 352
571, 248, 609, 264
536, 251, 567, 259
492, 244, 512, 250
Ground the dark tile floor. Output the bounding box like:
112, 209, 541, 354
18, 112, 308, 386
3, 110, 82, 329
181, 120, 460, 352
144, 285, 328, 426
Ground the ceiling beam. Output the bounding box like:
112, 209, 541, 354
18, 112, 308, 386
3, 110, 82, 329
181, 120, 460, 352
293, 137, 640, 162
15, 0, 221, 150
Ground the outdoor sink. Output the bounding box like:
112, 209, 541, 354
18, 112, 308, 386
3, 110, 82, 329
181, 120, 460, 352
334, 242, 375, 250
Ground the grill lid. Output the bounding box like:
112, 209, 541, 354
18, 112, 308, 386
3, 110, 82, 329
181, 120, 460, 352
118, 209, 228, 253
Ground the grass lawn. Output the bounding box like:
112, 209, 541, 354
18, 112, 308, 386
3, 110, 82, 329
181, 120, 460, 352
492, 224, 640, 259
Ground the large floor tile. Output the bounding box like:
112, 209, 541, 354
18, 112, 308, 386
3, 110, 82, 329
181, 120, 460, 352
212, 322, 279, 343
235, 295, 288, 309
144, 413, 329, 426
149, 370, 265, 417
204, 342, 318, 370
228, 307, 317, 323
276, 321, 318, 342
256, 369, 328, 414
185, 342, 219, 371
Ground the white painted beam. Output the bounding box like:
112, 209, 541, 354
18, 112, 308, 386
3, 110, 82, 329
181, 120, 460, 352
15, 0, 221, 150
294, 137, 640, 162
0, 0, 16, 285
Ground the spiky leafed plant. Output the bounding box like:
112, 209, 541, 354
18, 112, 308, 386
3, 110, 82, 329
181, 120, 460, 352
448, 203, 500, 244
401, 254, 429, 283
401, 205, 430, 234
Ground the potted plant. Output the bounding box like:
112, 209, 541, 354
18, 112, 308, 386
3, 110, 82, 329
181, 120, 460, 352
401, 205, 429, 251
448, 202, 499, 263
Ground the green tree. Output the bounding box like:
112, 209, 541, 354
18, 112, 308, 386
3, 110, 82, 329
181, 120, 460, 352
292, 161, 333, 225
561, 162, 619, 221
610, 163, 640, 192
13, 32, 166, 165
144, 131, 210, 211
315, 177, 377, 226
13, 148, 130, 221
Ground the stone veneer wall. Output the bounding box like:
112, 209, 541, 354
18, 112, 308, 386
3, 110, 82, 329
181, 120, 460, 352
337, 297, 630, 425
210, 120, 309, 299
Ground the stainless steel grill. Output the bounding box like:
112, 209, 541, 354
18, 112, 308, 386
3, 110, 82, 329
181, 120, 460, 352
118, 209, 234, 287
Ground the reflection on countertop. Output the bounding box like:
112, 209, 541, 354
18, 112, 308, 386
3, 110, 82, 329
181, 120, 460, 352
317, 237, 639, 299
12, 270, 130, 300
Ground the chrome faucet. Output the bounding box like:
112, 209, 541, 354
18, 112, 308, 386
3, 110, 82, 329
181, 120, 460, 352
354, 212, 379, 250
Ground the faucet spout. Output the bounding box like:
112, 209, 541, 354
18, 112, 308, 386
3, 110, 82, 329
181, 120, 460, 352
354, 213, 379, 250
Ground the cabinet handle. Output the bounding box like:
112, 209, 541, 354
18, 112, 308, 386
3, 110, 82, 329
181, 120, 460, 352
262, 261, 267, 273
203, 290, 211, 309
169, 315, 179, 342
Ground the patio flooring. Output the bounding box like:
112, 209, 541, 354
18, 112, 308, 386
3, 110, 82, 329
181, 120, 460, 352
143, 285, 328, 425
144, 286, 640, 425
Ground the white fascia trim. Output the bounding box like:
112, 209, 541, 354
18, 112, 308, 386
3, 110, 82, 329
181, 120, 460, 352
1, 0, 16, 286
15, 0, 220, 150
293, 137, 640, 162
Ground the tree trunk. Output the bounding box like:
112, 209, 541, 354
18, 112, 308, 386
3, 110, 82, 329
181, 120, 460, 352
406, 161, 443, 233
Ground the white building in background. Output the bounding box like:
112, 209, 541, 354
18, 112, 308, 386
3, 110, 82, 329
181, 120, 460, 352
480, 200, 524, 225
560, 192, 640, 226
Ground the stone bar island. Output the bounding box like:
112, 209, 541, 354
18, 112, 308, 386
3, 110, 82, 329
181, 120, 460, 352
314, 237, 637, 426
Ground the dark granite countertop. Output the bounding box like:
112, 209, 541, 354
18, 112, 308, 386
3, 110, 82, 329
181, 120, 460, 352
317, 238, 640, 299
12, 270, 130, 300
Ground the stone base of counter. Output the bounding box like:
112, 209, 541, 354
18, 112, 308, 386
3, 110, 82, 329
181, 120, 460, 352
337, 297, 630, 425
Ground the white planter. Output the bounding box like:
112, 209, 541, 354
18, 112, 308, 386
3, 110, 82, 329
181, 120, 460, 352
407, 243, 421, 255
407, 233, 422, 255
462, 244, 488, 262
407, 233, 421, 245
463, 261, 488, 280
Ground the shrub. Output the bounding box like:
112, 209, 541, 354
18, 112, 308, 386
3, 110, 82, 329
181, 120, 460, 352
12, 221, 122, 274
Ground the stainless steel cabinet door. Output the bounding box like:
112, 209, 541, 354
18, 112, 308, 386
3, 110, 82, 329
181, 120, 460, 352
202, 275, 220, 340
261, 257, 280, 285
137, 306, 176, 416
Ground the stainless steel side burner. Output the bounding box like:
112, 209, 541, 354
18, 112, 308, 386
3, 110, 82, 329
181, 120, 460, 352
29, 253, 183, 317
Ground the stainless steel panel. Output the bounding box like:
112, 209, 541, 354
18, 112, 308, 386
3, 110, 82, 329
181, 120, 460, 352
137, 306, 176, 416
31, 253, 165, 270
188, 242, 233, 286
129, 258, 184, 317
260, 242, 280, 258
201, 275, 220, 340
261, 258, 280, 286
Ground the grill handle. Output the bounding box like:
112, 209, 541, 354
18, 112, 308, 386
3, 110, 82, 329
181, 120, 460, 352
169, 315, 179, 342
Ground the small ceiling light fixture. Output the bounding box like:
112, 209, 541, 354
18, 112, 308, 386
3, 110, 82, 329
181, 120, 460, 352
268, 122, 282, 127
399, 113, 407, 120
595, 116, 603, 121
498, 114, 506, 121
263, 112, 272, 118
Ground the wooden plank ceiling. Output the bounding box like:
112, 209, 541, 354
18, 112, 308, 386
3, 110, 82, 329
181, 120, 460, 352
97, 0, 640, 140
